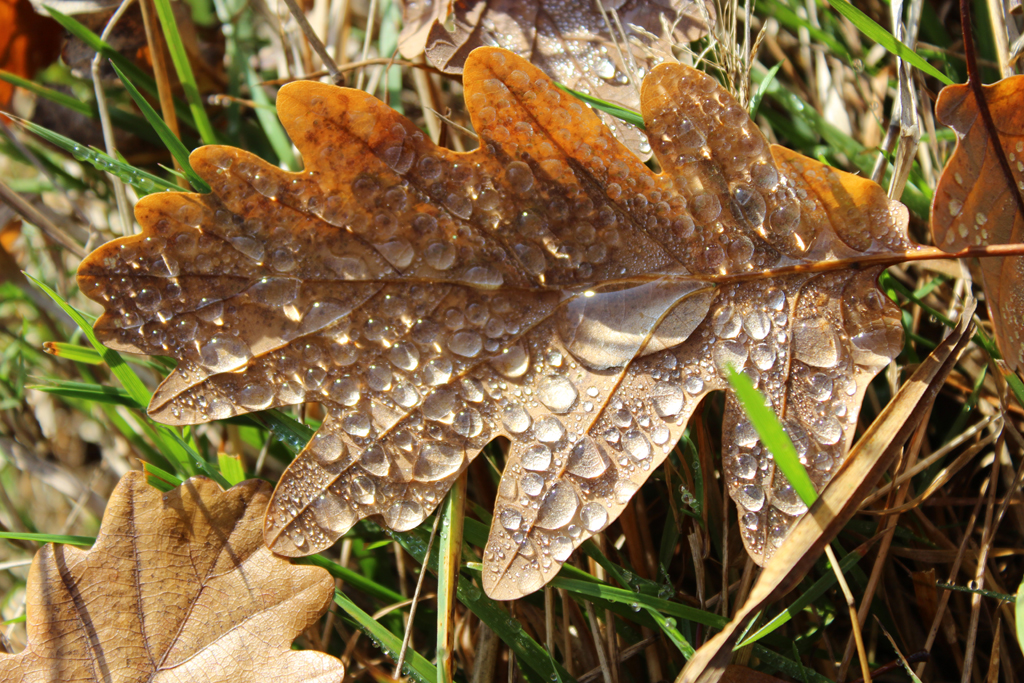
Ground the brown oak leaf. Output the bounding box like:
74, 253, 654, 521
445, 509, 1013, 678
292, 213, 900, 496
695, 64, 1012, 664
0, 472, 345, 682
931, 76, 1024, 370
406, 0, 713, 159
76, 47, 914, 600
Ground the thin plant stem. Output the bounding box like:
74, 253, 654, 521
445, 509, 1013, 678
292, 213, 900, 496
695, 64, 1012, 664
92, 0, 136, 235
355, 0, 378, 91
394, 508, 443, 678
825, 544, 872, 683
279, 0, 344, 84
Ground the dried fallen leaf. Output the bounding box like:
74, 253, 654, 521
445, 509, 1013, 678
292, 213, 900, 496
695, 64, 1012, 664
931, 75, 1024, 370
77, 46, 917, 600
0, 471, 345, 683
0, 0, 60, 106
412, 0, 713, 158
678, 301, 975, 683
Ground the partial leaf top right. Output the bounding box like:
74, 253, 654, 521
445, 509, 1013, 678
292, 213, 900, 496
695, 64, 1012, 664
932, 76, 1024, 369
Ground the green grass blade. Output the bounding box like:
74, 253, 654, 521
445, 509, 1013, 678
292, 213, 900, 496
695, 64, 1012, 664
0, 71, 161, 146
437, 474, 466, 683
392, 529, 577, 683
246, 409, 314, 455
726, 366, 817, 506
749, 61, 782, 119
0, 531, 94, 546
43, 7, 197, 131
217, 453, 246, 485
302, 553, 406, 605
110, 62, 210, 193
17, 119, 180, 195
27, 379, 138, 407
331, 589, 436, 683
549, 577, 727, 629
0, 70, 90, 115
142, 460, 184, 489
42, 342, 105, 365
826, 0, 953, 85
555, 84, 645, 129
26, 274, 206, 479
165, 429, 231, 488
44, 341, 169, 372
738, 550, 862, 646
27, 275, 152, 408
244, 65, 299, 171
151, 0, 218, 144
759, 0, 849, 60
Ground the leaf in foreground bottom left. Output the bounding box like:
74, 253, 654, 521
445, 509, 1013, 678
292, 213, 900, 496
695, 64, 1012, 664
0, 471, 345, 683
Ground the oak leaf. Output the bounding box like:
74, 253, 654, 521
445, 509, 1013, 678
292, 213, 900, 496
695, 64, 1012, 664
931, 76, 1024, 370
76, 47, 914, 600
0, 471, 345, 682
407, 0, 713, 158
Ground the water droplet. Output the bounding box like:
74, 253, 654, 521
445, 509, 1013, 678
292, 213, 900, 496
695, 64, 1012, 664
199, 336, 252, 373
389, 342, 420, 371
503, 404, 532, 433
492, 343, 530, 378
522, 444, 552, 471
422, 389, 457, 421
651, 383, 684, 418
535, 482, 579, 529
534, 416, 565, 443
792, 319, 838, 368
415, 442, 463, 481
238, 384, 273, 410
453, 408, 483, 437
580, 502, 608, 532
743, 310, 771, 340
566, 438, 609, 478
312, 432, 347, 463
537, 376, 578, 413
134, 287, 162, 312
713, 339, 748, 374
684, 376, 704, 395
520, 471, 545, 496
329, 378, 361, 406
351, 475, 376, 504
229, 235, 265, 262
773, 484, 808, 515
343, 414, 372, 437
750, 343, 776, 371
366, 364, 393, 392
449, 331, 483, 357
501, 508, 524, 530
423, 357, 453, 385
506, 161, 534, 193
425, 241, 456, 270
360, 444, 390, 476
462, 266, 503, 289
623, 430, 651, 460
810, 415, 842, 445
613, 480, 638, 505
733, 453, 757, 479
736, 484, 765, 512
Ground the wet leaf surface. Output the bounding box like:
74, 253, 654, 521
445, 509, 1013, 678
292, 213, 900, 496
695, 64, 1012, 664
411, 0, 713, 158
679, 302, 975, 683
932, 75, 1024, 370
0, 472, 344, 682
77, 46, 918, 600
